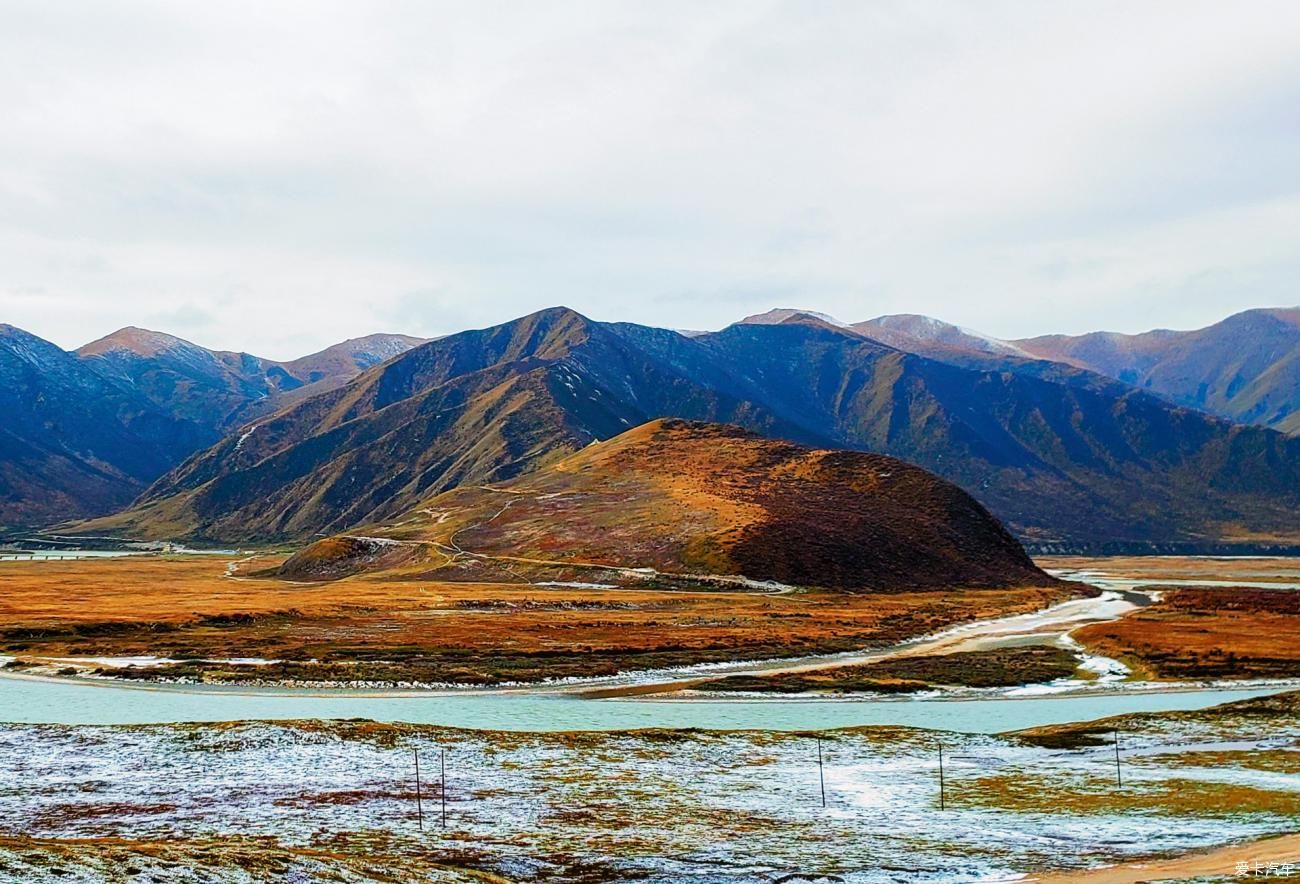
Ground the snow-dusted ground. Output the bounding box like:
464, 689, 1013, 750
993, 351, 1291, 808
1, 696, 1297, 883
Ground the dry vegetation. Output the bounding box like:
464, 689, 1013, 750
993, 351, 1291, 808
0, 833, 508, 883
292, 419, 1056, 593
0, 419, 1076, 686
0, 555, 1070, 685
691, 646, 1081, 694
948, 773, 1300, 817
1073, 586, 1300, 680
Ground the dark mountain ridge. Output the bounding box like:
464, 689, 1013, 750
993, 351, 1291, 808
1015, 307, 1300, 435
0, 324, 425, 529
84, 307, 1300, 547
832, 306, 1300, 436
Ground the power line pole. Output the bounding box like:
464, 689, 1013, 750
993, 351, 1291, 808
1113, 729, 1123, 787
441, 747, 447, 829
938, 742, 946, 811
414, 749, 424, 832
816, 736, 826, 808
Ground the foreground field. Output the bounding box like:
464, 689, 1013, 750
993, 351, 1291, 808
0, 692, 1296, 883
0, 555, 1072, 685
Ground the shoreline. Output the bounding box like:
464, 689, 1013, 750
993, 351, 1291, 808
0, 587, 1129, 697
1, 664, 1294, 706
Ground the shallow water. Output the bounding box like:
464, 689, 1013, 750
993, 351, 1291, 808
0, 549, 138, 561
0, 673, 1283, 732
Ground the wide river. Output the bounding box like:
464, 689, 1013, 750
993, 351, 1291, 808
0, 672, 1283, 733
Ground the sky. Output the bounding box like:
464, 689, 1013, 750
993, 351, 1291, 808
2, 1, 1299, 360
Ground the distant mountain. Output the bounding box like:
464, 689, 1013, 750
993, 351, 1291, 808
852, 314, 1032, 359
740, 308, 852, 329
822, 307, 1300, 436
0, 324, 208, 528
1015, 308, 1300, 435
0, 325, 425, 529
86, 307, 1300, 548
78, 327, 426, 436
281, 419, 1056, 591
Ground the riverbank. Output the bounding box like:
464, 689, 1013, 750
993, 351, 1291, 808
0, 553, 1078, 686
6, 554, 1297, 701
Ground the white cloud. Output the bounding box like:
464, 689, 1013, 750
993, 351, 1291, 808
0, 0, 1297, 357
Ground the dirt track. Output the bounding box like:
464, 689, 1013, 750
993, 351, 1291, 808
1032, 832, 1300, 882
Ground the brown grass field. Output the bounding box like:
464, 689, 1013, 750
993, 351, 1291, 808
1073, 586, 1300, 680
0, 554, 1070, 685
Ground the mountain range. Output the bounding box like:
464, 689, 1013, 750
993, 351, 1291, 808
65, 305, 1300, 550
851, 307, 1300, 435
0, 325, 424, 528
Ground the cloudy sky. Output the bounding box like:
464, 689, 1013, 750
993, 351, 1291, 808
2, 1, 1298, 359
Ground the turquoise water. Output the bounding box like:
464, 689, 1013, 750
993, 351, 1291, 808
0, 675, 1282, 733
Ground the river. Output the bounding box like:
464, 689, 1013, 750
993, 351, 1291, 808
0, 670, 1284, 732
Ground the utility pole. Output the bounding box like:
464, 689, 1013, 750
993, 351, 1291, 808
1113, 729, 1123, 787
414, 749, 424, 832
816, 736, 826, 808
938, 742, 946, 811
441, 748, 447, 829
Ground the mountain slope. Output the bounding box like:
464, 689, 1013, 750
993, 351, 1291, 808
708, 315, 1300, 545
283, 419, 1055, 591
88, 307, 1300, 547
90, 308, 811, 541
0, 324, 209, 528
1015, 308, 1300, 434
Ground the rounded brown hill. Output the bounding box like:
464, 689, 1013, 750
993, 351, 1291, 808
284, 419, 1054, 590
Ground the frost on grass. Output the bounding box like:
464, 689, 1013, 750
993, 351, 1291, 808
1, 695, 1298, 882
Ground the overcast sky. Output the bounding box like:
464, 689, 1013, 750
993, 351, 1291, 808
2, 1, 1298, 359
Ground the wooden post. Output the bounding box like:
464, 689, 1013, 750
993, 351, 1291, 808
414, 749, 424, 832
1113, 729, 1122, 787
938, 742, 946, 810
440, 748, 447, 829
817, 736, 826, 808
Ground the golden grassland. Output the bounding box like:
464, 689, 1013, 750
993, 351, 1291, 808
0, 554, 1070, 684
317, 419, 1055, 593
1134, 748, 1300, 775
949, 773, 1300, 817
690, 646, 1081, 694
1073, 586, 1300, 680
